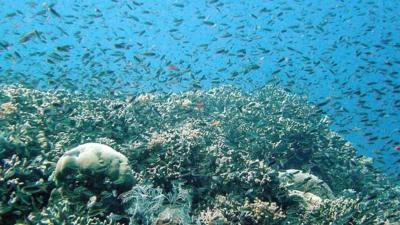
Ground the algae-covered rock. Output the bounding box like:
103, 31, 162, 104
154, 207, 190, 225
278, 169, 334, 199
288, 190, 323, 211
55, 143, 134, 192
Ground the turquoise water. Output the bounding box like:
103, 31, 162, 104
0, 1, 399, 224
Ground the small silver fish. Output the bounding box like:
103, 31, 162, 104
87, 195, 97, 208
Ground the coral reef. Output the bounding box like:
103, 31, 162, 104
0, 84, 398, 224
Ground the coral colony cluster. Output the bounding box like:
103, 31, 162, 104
0, 85, 399, 224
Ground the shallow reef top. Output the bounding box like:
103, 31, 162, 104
0, 85, 399, 224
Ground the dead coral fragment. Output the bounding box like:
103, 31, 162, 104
179, 122, 202, 141
148, 132, 168, 149
136, 93, 155, 103
0, 102, 17, 116
242, 198, 286, 222
199, 208, 228, 225
180, 98, 192, 108
147, 121, 202, 150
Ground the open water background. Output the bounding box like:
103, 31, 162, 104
0, 0, 399, 176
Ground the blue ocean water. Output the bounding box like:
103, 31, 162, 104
0, 0, 399, 178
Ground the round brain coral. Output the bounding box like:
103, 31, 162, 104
54, 143, 134, 192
